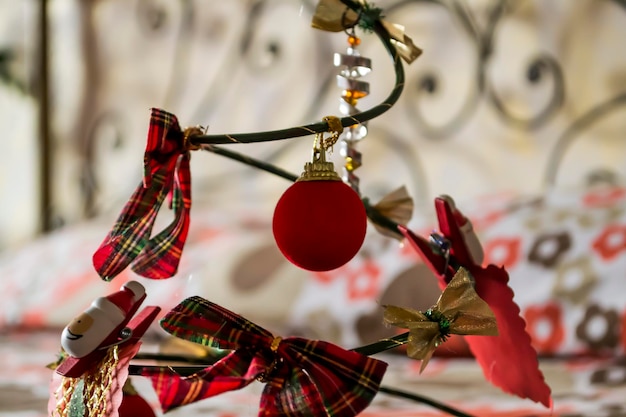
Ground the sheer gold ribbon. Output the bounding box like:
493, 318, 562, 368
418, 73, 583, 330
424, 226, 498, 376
311, 0, 422, 64
383, 268, 498, 372
370, 186, 414, 240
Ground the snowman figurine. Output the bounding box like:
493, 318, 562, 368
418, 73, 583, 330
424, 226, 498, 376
61, 281, 146, 358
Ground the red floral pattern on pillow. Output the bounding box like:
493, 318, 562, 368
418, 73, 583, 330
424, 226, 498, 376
592, 223, 626, 260
482, 237, 522, 269
582, 186, 626, 207
524, 303, 565, 354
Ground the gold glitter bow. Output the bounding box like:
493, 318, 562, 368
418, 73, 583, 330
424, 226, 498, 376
383, 268, 498, 372
311, 0, 422, 64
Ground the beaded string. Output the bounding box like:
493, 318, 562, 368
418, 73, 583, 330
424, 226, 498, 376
335, 28, 372, 194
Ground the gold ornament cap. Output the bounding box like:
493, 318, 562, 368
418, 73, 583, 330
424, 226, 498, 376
298, 148, 341, 182
297, 116, 344, 182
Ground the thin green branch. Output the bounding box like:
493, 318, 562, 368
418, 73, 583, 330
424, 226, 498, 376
352, 332, 408, 356
188, 1, 404, 145
379, 386, 476, 417
202, 145, 299, 182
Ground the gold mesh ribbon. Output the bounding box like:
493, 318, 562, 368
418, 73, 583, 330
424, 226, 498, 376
383, 268, 498, 372
52, 346, 120, 417
311, 0, 422, 64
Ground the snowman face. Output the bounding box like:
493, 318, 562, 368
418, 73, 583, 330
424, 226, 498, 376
64, 313, 94, 341
61, 299, 124, 358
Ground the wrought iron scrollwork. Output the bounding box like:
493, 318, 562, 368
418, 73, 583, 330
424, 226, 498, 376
77, 0, 625, 217
544, 91, 626, 187
390, 0, 565, 138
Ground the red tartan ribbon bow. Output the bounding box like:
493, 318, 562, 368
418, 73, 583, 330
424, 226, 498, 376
93, 108, 196, 280
143, 296, 388, 416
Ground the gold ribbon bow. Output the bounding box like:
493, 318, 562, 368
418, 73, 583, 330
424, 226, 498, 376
369, 185, 414, 240
311, 0, 422, 64
383, 268, 498, 372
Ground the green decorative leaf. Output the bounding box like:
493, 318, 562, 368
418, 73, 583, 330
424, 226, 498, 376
68, 379, 86, 417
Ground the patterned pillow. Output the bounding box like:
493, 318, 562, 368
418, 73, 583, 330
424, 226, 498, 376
1, 184, 624, 359
483, 185, 626, 356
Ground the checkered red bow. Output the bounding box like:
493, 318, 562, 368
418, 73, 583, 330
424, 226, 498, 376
142, 296, 388, 416
93, 108, 194, 280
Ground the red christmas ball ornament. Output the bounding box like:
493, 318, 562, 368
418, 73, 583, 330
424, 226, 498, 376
272, 142, 367, 271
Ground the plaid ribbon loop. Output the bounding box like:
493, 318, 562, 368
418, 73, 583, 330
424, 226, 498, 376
93, 108, 194, 281
143, 297, 388, 416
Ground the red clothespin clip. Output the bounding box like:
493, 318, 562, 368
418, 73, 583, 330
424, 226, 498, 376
399, 194, 483, 285
56, 281, 160, 378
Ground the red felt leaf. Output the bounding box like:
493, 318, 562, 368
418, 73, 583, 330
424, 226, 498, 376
461, 265, 552, 408
399, 226, 552, 407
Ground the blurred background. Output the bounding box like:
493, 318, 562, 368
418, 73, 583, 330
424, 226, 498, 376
2, 0, 625, 250
1, 3, 626, 415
